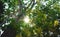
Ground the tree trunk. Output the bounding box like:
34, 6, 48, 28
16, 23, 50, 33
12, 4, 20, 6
1, 26, 16, 37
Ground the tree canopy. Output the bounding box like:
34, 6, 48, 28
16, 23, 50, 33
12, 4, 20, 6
0, 0, 60, 37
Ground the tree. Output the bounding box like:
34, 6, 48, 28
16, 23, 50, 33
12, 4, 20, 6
0, 0, 60, 37
0, 0, 4, 24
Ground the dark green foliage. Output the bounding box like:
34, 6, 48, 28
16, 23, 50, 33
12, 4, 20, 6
0, 1, 4, 14
0, 1, 4, 24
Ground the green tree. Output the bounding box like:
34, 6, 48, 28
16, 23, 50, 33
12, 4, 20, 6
0, 0, 60, 37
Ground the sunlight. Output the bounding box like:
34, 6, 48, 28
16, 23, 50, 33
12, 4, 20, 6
0, 29, 4, 36
23, 0, 28, 4
4, 3, 9, 9
40, 1, 49, 6
24, 16, 30, 23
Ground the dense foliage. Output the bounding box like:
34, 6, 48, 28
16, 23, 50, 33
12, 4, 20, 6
0, 0, 60, 37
